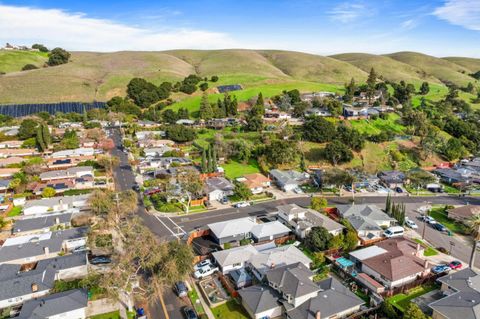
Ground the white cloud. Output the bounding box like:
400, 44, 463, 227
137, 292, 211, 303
401, 19, 418, 30
328, 2, 375, 23
434, 0, 480, 31
0, 5, 236, 51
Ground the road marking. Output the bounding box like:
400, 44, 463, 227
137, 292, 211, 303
159, 293, 170, 319
167, 216, 186, 235
152, 215, 177, 236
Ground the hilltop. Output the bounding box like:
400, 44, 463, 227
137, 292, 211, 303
0, 49, 479, 104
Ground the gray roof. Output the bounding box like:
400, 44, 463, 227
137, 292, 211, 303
337, 204, 394, 232
24, 195, 89, 210
13, 212, 73, 234
267, 262, 319, 299
208, 217, 257, 239
0, 253, 87, 302
18, 289, 88, 319
212, 245, 258, 267
250, 221, 291, 239
0, 227, 88, 263
270, 169, 309, 186
277, 204, 344, 233
39, 166, 93, 180
205, 177, 234, 193
286, 277, 364, 319
238, 285, 281, 314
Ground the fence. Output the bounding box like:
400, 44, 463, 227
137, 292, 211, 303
218, 273, 239, 298
379, 274, 441, 297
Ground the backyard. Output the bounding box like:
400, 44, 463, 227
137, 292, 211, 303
223, 159, 261, 179
211, 300, 249, 319
89, 311, 120, 319
387, 283, 439, 312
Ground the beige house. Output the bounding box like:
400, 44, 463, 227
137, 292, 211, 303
447, 205, 480, 222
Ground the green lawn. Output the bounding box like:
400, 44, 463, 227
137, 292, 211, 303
188, 286, 205, 315
7, 206, 22, 217
0, 50, 48, 73
413, 238, 438, 256
88, 311, 120, 319
429, 207, 469, 235
387, 284, 438, 312
349, 113, 405, 135
223, 159, 261, 179
211, 300, 249, 319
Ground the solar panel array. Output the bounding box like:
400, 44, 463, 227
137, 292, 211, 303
217, 84, 243, 93
0, 102, 106, 117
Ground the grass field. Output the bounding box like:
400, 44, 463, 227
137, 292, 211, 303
211, 300, 249, 319
7, 206, 22, 217
413, 238, 438, 256
387, 283, 438, 312
223, 160, 261, 179
0, 50, 48, 73
349, 113, 405, 135
89, 311, 120, 319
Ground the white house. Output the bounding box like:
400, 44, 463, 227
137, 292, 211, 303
50, 148, 95, 159
23, 195, 89, 216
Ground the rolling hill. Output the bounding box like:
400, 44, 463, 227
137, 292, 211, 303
0, 49, 479, 104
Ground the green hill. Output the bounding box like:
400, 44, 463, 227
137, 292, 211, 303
0, 49, 479, 104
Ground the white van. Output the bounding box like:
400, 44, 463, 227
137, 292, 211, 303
383, 226, 404, 238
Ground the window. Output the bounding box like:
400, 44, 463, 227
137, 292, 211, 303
233, 263, 241, 267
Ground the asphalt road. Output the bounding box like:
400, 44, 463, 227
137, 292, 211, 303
109, 127, 480, 318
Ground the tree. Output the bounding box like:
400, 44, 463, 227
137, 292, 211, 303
343, 78, 356, 102
36, 123, 51, 152
47, 47, 71, 66
323, 141, 353, 165
199, 92, 214, 120
343, 230, 358, 252
467, 214, 480, 268
244, 113, 263, 132
337, 125, 365, 151
22, 64, 38, 71
18, 119, 38, 139
42, 187, 56, 198
419, 81, 430, 95
293, 102, 308, 118
264, 140, 298, 166
177, 108, 189, 119
311, 252, 325, 269
97, 155, 120, 176
199, 82, 209, 91
165, 125, 196, 143
207, 147, 214, 173
328, 233, 344, 250
32, 43, 49, 52
256, 92, 264, 107
403, 303, 428, 319
385, 193, 392, 215
201, 149, 208, 173
311, 196, 328, 212
234, 181, 253, 201
89, 189, 114, 215
366, 67, 377, 103
381, 301, 399, 319
406, 169, 436, 191
304, 227, 332, 252
303, 116, 336, 143
443, 138, 466, 161
162, 109, 178, 124
210, 75, 219, 82
211, 145, 218, 172
322, 169, 354, 195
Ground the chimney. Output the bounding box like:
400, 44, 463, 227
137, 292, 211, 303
43, 246, 49, 255
31, 283, 38, 292
316, 311, 321, 319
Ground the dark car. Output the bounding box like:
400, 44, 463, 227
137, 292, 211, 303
395, 187, 403, 193
183, 307, 198, 319
433, 223, 447, 232
132, 184, 141, 192
174, 281, 188, 297
90, 256, 112, 265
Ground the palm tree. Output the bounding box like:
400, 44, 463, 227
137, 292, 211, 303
467, 214, 480, 268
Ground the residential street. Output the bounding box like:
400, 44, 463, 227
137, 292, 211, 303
110, 128, 480, 319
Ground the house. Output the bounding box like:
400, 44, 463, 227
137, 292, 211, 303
137, 120, 161, 128
0, 140, 23, 148
138, 157, 191, 172
23, 195, 89, 216
238, 285, 282, 319
0, 156, 25, 167
0, 179, 10, 191
0, 167, 21, 177
236, 173, 271, 194
212, 242, 310, 279
301, 92, 335, 102
0, 148, 39, 158
0, 253, 88, 309
0, 227, 88, 265
138, 139, 175, 148
433, 168, 470, 185
429, 268, 480, 319
349, 237, 430, 289
135, 131, 165, 140
12, 212, 73, 236
39, 166, 93, 182
305, 108, 332, 117
45, 156, 95, 170
204, 177, 235, 201
229, 268, 253, 289
269, 169, 310, 192
267, 262, 319, 308
143, 146, 173, 157
207, 217, 290, 245
447, 205, 480, 222
276, 204, 344, 238
378, 170, 406, 188
17, 289, 88, 319
285, 277, 364, 319
50, 148, 95, 159
336, 204, 396, 241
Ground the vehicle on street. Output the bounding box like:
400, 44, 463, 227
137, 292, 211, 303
405, 219, 418, 229
433, 223, 447, 232
193, 265, 219, 279
395, 187, 403, 193
383, 226, 405, 238
183, 307, 198, 319
449, 260, 463, 270
90, 256, 112, 265
420, 215, 436, 224
432, 264, 451, 274
234, 201, 250, 208
194, 259, 212, 271
174, 281, 188, 297
132, 184, 141, 192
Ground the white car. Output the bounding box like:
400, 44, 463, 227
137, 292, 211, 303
194, 265, 219, 279
420, 215, 436, 224
293, 187, 304, 194
234, 202, 250, 208
405, 219, 418, 229
194, 259, 212, 271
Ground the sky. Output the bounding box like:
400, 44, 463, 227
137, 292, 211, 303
0, 0, 480, 57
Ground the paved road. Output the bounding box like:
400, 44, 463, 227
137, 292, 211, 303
110, 128, 185, 319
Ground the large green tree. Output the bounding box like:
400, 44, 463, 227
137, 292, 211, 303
199, 92, 214, 120
47, 47, 70, 66
303, 116, 336, 143
304, 227, 332, 252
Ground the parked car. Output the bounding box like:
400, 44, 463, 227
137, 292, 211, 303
220, 197, 229, 204
193, 265, 219, 279
405, 219, 418, 229
234, 202, 250, 208
174, 281, 188, 298
449, 260, 463, 270
194, 259, 212, 271
432, 264, 451, 274
420, 215, 436, 224
395, 187, 403, 193
433, 223, 447, 232
72, 245, 89, 253
183, 307, 198, 319
293, 187, 304, 194
132, 184, 141, 192
90, 256, 112, 265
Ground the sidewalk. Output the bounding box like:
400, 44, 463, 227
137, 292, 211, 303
187, 278, 215, 319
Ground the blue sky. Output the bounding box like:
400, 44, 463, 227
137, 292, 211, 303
0, 0, 479, 56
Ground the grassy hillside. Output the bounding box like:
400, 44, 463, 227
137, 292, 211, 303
330, 53, 439, 84
386, 51, 477, 86
443, 57, 480, 73
0, 50, 48, 73
0, 49, 479, 104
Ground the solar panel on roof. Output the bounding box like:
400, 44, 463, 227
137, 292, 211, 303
217, 85, 242, 93
0, 102, 106, 117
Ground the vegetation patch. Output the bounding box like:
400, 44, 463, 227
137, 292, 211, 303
211, 300, 249, 319
223, 159, 261, 179
387, 283, 438, 312
429, 207, 469, 235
